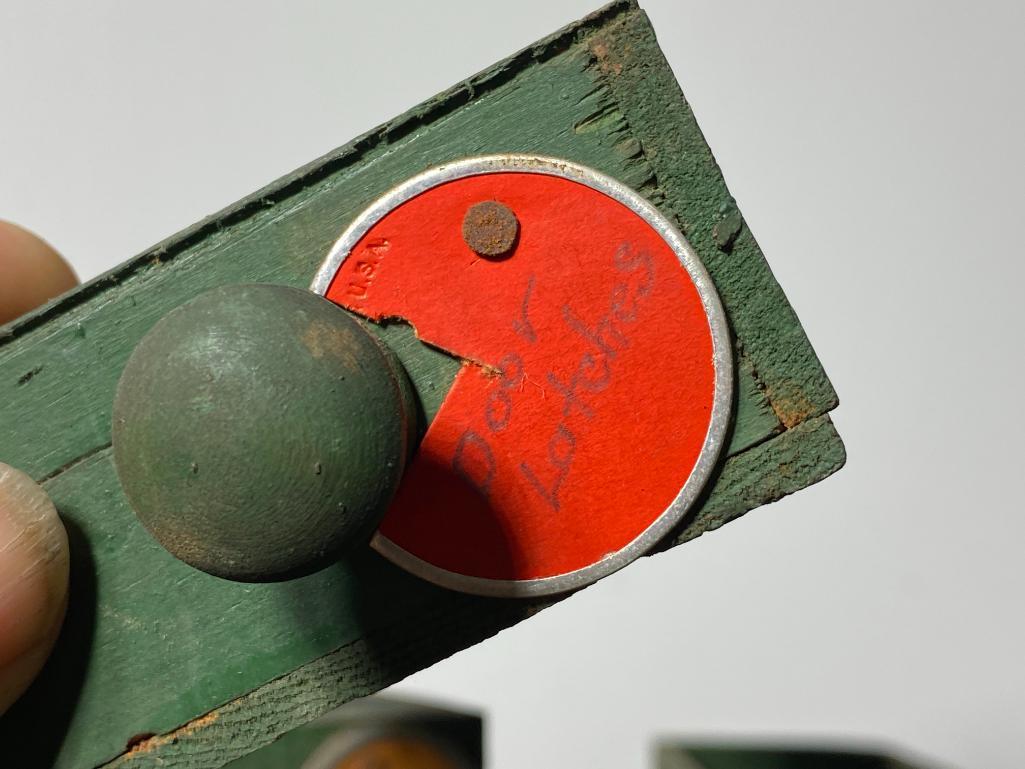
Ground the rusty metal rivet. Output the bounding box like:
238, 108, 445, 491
462, 200, 519, 258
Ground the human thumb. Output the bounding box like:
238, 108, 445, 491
0, 463, 69, 714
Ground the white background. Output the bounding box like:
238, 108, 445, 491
2, 2, 1023, 768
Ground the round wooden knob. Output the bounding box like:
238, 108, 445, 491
112, 283, 415, 582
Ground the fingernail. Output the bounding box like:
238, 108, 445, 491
0, 462, 69, 710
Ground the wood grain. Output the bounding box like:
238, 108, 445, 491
102, 416, 844, 769
0, 3, 844, 768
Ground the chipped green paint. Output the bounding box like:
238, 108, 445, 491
587, 8, 838, 427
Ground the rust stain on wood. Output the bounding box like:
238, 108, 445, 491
588, 39, 624, 76
120, 711, 220, 760
766, 386, 821, 430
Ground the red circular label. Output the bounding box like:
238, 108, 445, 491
325, 171, 717, 585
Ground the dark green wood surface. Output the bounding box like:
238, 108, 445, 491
659, 743, 930, 769
0, 3, 843, 768
223, 696, 482, 769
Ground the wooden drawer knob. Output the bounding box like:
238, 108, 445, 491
112, 283, 415, 581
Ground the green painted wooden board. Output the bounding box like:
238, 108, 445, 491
0, 2, 843, 768
658, 743, 931, 769
224, 696, 482, 769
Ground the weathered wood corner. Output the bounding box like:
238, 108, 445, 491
0, 2, 843, 767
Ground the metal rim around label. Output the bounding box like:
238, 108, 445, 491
313, 155, 733, 598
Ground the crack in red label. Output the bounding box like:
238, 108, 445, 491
326, 172, 715, 581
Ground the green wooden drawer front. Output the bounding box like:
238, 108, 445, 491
0, 2, 843, 768
659, 743, 935, 769
224, 696, 481, 769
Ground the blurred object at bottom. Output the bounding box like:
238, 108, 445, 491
657, 741, 951, 769
224, 696, 481, 769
